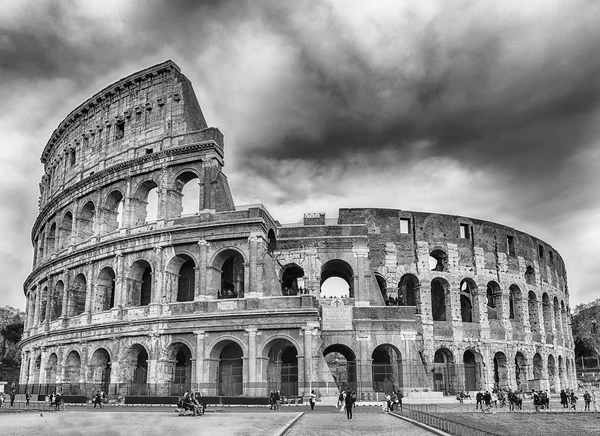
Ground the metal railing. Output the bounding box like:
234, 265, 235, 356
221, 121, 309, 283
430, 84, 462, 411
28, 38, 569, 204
399, 406, 501, 436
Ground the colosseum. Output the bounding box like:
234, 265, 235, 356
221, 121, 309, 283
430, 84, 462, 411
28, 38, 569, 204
19, 60, 576, 403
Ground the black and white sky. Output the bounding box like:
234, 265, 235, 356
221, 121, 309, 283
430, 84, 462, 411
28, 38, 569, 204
1, 0, 600, 310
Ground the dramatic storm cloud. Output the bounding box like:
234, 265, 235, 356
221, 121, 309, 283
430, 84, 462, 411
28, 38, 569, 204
1, 0, 599, 309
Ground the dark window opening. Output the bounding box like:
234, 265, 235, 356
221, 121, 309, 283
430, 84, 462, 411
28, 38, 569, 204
145, 148, 153, 154
400, 218, 410, 234
115, 120, 125, 140
70, 150, 76, 166
429, 250, 447, 272
459, 223, 470, 239
538, 245, 544, 258
507, 235, 515, 256
549, 251, 554, 263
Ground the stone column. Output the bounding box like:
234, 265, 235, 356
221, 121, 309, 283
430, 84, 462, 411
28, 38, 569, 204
153, 246, 164, 304
43, 277, 53, 331
353, 247, 369, 303
357, 332, 372, 393
121, 178, 133, 229
84, 262, 94, 323
26, 292, 35, 335
248, 235, 260, 296
197, 240, 209, 300
246, 327, 258, 396
194, 331, 207, 391
302, 325, 314, 393
60, 269, 70, 324
33, 287, 42, 331
114, 252, 125, 308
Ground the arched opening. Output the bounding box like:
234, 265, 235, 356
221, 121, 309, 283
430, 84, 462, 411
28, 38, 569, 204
553, 297, 561, 334
374, 273, 388, 304
463, 350, 480, 391
59, 211, 73, 249
47, 223, 57, 255
51, 280, 64, 320
515, 352, 527, 389
281, 264, 305, 296
486, 282, 502, 320
64, 350, 81, 389
320, 259, 354, 298
398, 274, 418, 306
558, 355, 565, 386
129, 260, 152, 307
177, 258, 196, 302
323, 344, 357, 392
79, 201, 96, 241
509, 285, 522, 321
429, 249, 447, 272
372, 344, 402, 393
548, 354, 557, 393
460, 279, 479, 322
69, 274, 86, 317
125, 345, 149, 395
37, 233, 44, 263
542, 293, 553, 333
528, 291, 539, 332
169, 344, 192, 396
214, 250, 245, 299
493, 352, 509, 389
433, 348, 455, 395
33, 354, 41, 384
265, 339, 298, 397
45, 353, 58, 386
431, 278, 449, 321
90, 348, 111, 393
267, 229, 276, 251
218, 342, 244, 396
533, 353, 543, 380
132, 180, 159, 225
104, 190, 124, 233
524, 265, 535, 286
176, 172, 200, 217
95, 267, 116, 312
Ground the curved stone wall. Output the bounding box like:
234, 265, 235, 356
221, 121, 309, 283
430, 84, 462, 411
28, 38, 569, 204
20, 61, 576, 400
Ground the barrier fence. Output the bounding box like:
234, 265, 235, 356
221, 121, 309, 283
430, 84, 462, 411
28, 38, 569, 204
398, 407, 501, 436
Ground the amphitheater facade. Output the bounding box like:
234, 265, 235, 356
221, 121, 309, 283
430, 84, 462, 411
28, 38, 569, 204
20, 61, 576, 401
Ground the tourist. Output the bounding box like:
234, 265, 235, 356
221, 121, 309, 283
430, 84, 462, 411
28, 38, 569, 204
591, 389, 597, 412
560, 389, 568, 408
384, 392, 391, 412
475, 390, 483, 409
570, 391, 578, 410
345, 390, 356, 420
491, 390, 498, 408
9, 389, 16, 407
269, 390, 276, 410
395, 389, 403, 412
54, 390, 62, 411
483, 391, 491, 408
339, 389, 346, 413
309, 390, 316, 411
390, 390, 398, 411
25, 391, 31, 406
584, 391, 591, 411
274, 390, 281, 410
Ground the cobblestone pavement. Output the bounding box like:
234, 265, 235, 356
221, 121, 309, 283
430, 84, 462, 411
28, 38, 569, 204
285, 407, 436, 436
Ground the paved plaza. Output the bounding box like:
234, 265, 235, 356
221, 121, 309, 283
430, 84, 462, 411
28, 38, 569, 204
0, 406, 436, 436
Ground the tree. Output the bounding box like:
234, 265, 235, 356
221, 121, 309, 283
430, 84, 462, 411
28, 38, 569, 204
0, 305, 25, 383
572, 304, 600, 367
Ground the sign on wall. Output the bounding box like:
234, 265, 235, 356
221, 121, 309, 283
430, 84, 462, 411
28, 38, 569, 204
322, 299, 353, 330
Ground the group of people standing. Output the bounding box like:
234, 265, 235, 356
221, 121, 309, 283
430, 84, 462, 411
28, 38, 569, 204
382, 390, 403, 412
337, 389, 357, 420
178, 389, 205, 416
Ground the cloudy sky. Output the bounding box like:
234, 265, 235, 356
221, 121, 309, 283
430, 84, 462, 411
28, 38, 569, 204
1, 0, 599, 310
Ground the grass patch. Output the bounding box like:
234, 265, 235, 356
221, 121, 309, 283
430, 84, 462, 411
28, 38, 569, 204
429, 412, 600, 436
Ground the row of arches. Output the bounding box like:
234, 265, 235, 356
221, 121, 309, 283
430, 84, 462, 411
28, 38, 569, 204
35, 170, 206, 266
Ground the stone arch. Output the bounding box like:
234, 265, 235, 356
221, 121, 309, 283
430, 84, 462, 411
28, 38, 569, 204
524, 265, 535, 285
263, 337, 299, 397
89, 348, 111, 392
528, 291, 540, 333
165, 254, 197, 303
542, 293, 553, 334
548, 354, 557, 392
323, 344, 357, 392
45, 352, 58, 385
173, 170, 200, 217
320, 259, 354, 298
509, 284, 522, 322
553, 296, 561, 334
131, 179, 159, 225
431, 277, 450, 321
398, 274, 419, 307
164, 342, 193, 396
280, 263, 305, 296
267, 229, 276, 251
374, 272, 388, 303
51, 280, 64, 320
121, 343, 149, 395
103, 189, 125, 233
209, 339, 245, 396
212, 248, 246, 299
533, 352, 543, 379
95, 267, 116, 312
429, 249, 448, 272
63, 350, 81, 386
128, 259, 152, 307
460, 278, 480, 322
433, 348, 456, 395
69, 273, 86, 317
486, 281, 502, 320
371, 344, 402, 393
79, 200, 96, 241
493, 351, 509, 389
47, 222, 57, 255
59, 210, 73, 249
462, 349, 483, 391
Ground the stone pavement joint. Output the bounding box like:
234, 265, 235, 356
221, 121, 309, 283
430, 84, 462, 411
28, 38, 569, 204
275, 411, 303, 436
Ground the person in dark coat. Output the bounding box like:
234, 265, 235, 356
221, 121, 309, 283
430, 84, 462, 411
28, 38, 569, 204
25, 391, 31, 406
560, 389, 568, 408
345, 390, 356, 420
9, 389, 16, 407
476, 390, 483, 409
570, 391, 578, 410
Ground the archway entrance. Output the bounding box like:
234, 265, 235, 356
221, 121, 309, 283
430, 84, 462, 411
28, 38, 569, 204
372, 344, 402, 393
45, 353, 58, 386
493, 352, 509, 389
323, 344, 357, 392
433, 348, 456, 395
170, 344, 192, 396
265, 340, 298, 397
90, 348, 111, 393
463, 350, 479, 391
219, 342, 243, 396
64, 351, 81, 393
320, 259, 354, 298
123, 345, 149, 395
515, 352, 527, 389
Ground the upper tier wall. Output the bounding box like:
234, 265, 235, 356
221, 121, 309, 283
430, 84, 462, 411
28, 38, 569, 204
37, 60, 219, 210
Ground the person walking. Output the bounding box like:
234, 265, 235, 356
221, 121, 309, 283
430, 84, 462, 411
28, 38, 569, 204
584, 391, 591, 411
591, 389, 597, 412
309, 390, 316, 411
570, 391, 578, 411
9, 389, 16, 407
25, 391, 31, 406
345, 390, 356, 420
476, 390, 483, 409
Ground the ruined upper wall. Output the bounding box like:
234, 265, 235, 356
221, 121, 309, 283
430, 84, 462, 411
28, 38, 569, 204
37, 60, 222, 210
